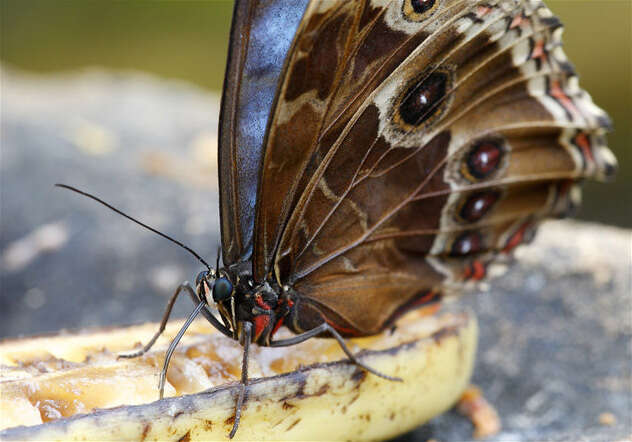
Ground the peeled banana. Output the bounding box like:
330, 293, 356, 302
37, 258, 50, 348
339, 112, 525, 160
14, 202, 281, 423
0, 308, 477, 440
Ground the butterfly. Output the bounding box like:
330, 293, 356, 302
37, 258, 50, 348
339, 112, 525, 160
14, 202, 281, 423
60, 0, 617, 438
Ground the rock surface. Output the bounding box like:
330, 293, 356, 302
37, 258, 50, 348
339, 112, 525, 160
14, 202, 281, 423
2, 69, 630, 441
400, 220, 631, 442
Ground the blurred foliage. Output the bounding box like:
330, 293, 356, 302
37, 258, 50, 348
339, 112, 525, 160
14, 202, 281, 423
1, 0, 234, 90
1, 0, 629, 227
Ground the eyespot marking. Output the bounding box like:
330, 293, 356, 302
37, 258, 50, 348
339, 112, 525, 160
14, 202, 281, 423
402, 0, 440, 23
458, 190, 501, 223
450, 231, 483, 256
462, 139, 506, 181
396, 70, 451, 129
503, 221, 536, 253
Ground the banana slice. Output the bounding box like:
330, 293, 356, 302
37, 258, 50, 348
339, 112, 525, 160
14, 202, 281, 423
0, 309, 477, 440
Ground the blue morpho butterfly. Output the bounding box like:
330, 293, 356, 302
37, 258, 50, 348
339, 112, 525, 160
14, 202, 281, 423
58, 0, 617, 437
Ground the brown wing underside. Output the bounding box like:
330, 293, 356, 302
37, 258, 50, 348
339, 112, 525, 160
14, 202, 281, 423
253, 0, 616, 335
218, 0, 309, 265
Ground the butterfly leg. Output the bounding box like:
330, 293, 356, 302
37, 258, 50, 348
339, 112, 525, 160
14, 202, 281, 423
270, 323, 402, 382
118, 282, 233, 361
229, 321, 252, 439
157, 301, 204, 398
117, 282, 199, 359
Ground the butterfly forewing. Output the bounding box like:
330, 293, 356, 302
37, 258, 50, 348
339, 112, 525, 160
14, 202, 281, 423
218, 0, 309, 266
253, 0, 467, 280
247, 0, 615, 335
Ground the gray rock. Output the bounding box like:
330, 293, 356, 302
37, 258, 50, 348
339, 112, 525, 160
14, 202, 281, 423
399, 221, 631, 441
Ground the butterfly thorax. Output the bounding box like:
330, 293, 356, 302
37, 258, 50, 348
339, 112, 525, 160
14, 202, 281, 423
198, 267, 295, 346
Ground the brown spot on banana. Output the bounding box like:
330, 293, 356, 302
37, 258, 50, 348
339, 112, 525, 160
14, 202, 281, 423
0, 309, 477, 440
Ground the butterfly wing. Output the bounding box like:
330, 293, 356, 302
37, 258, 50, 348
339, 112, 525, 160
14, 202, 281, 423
252, 0, 616, 334
218, 0, 309, 265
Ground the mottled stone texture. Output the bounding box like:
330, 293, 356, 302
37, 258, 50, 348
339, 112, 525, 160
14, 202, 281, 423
399, 220, 631, 441
2, 69, 630, 441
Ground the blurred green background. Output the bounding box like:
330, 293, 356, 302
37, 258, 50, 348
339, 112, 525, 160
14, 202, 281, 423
1, 0, 630, 227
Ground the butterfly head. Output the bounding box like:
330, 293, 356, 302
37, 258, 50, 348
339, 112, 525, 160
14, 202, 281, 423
195, 268, 235, 333
195, 269, 233, 303
194, 268, 292, 345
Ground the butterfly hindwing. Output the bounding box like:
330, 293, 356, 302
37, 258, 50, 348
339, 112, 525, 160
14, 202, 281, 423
247, 0, 615, 335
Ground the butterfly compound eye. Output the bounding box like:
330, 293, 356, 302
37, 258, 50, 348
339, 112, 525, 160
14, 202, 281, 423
213, 277, 233, 302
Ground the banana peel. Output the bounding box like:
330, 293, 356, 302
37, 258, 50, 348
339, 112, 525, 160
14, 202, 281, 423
0, 308, 477, 440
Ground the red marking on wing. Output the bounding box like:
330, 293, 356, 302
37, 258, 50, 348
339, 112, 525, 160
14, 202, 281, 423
503, 222, 531, 253
531, 40, 547, 62
509, 13, 528, 30
574, 132, 595, 164
476, 5, 493, 17
324, 317, 362, 337
465, 260, 487, 281
414, 291, 441, 306
550, 79, 582, 121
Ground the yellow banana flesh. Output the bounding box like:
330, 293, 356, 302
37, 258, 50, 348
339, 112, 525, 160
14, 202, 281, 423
0, 309, 477, 440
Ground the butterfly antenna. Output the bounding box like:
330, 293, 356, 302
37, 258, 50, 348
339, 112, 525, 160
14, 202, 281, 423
55, 184, 212, 271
